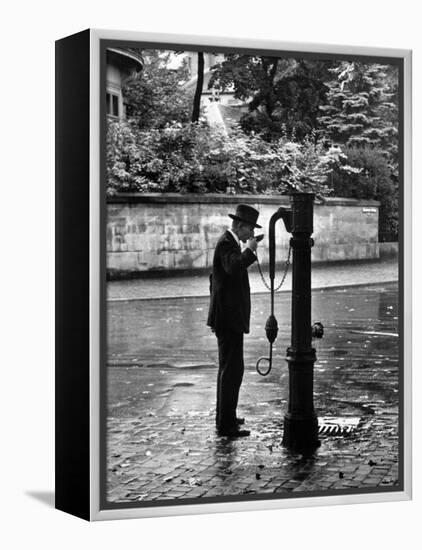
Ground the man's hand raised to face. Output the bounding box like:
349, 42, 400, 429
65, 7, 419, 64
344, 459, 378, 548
247, 237, 258, 253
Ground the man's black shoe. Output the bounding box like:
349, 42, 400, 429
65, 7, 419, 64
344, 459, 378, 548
218, 428, 250, 438
216, 418, 245, 428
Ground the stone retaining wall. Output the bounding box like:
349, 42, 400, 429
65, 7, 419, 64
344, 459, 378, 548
107, 194, 381, 277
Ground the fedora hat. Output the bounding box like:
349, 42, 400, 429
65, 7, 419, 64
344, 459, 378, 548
228, 204, 261, 228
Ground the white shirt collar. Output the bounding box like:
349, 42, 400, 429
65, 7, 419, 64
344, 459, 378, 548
228, 228, 240, 246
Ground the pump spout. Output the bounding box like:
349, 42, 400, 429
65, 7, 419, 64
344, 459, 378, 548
269, 207, 292, 282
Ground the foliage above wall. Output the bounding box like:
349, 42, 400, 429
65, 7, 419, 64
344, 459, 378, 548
106, 49, 400, 240
107, 120, 361, 198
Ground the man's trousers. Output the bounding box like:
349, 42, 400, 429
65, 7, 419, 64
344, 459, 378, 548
215, 330, 244, 431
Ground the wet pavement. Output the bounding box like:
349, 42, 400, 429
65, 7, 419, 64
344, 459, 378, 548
106, 278, 400, 504
107, 257, 398, 301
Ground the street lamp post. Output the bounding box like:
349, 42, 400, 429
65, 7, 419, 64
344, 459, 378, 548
282, 193, 320, 452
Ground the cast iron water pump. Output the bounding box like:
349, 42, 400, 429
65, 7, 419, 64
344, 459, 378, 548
256, 193, 323, 452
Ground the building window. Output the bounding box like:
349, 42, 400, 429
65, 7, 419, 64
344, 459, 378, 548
106, 92, 120, 117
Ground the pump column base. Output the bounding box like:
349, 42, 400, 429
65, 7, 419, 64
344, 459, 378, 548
282, 347, 320, 453
282, 413, 320, 453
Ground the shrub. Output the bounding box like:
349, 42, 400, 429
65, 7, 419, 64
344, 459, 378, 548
106, 120, 207, 195
330, 146, 398, 241
106, 120, 345, 197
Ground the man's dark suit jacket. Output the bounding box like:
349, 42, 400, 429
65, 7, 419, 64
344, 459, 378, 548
207, 231, 257, 334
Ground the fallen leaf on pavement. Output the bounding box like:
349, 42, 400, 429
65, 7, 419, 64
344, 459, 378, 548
188, 477, 203, 487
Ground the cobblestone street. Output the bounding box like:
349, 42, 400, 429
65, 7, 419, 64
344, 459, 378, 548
106, 278, 400, 505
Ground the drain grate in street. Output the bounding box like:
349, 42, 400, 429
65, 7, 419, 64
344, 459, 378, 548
318, 416, 361, 436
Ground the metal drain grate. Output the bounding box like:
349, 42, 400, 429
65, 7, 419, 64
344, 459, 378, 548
318, 416, 361, 436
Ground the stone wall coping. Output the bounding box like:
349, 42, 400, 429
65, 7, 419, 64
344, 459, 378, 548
108, 193, 380, 207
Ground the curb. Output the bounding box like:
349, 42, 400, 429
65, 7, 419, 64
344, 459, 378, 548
107, 278, 398, 302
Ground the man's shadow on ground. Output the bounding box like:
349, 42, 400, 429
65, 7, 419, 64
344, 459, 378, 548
26, 491, 55, 508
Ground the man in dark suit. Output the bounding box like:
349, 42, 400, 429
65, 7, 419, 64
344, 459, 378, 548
207, 204, 261, 437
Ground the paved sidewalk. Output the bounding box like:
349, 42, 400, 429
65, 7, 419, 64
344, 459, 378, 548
107, 358, 400, 504
108, 408, 399, 503
107, 258, 398, 301
106, 277, 401, 505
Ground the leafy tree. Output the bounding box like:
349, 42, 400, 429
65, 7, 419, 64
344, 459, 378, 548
318, 61, 399, 240
318, 61, 399, 173
208, 56, 333, 140
123, 49, 194, 129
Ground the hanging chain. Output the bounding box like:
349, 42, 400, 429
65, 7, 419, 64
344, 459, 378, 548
256, 245, 292, 292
